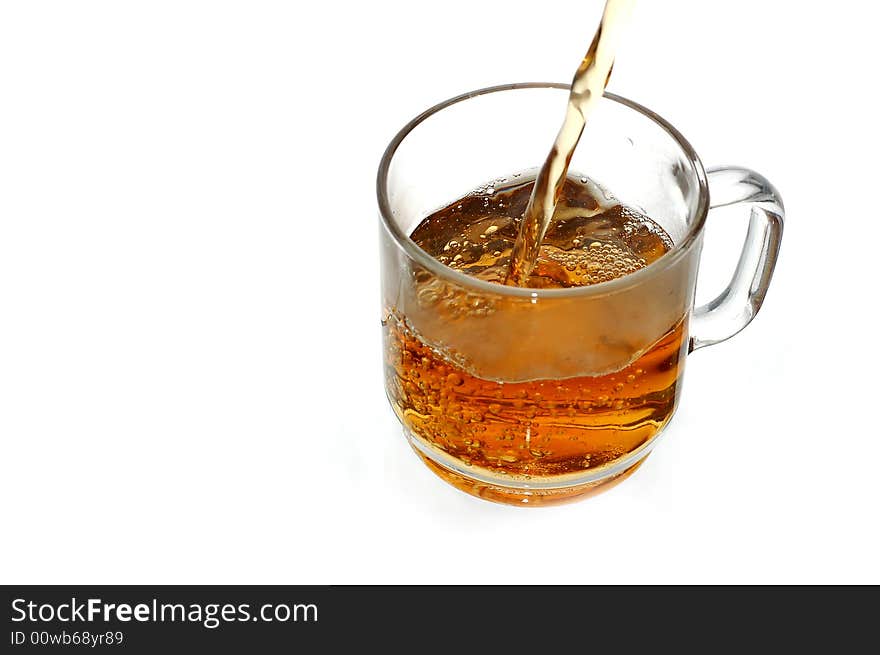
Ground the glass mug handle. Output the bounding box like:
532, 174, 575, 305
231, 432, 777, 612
689, 166, 785, 352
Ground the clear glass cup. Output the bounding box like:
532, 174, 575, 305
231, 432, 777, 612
377, 83, 784, 506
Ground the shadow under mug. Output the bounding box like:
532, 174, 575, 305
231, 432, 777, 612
377, 83, 784, 506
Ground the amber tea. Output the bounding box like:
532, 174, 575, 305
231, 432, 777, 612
383, 174, 688, 503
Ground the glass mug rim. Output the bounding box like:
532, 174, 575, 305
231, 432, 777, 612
377, 81, 710, 299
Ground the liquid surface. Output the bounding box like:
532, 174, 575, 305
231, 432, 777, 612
507, 0, 635, 285
412, 174, 671, 289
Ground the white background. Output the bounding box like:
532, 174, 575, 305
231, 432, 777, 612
1, 1, 877, 584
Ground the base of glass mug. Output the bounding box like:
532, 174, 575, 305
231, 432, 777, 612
404, 427, 660, 507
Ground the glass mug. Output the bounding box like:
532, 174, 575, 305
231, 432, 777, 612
377, 83, 784, 506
